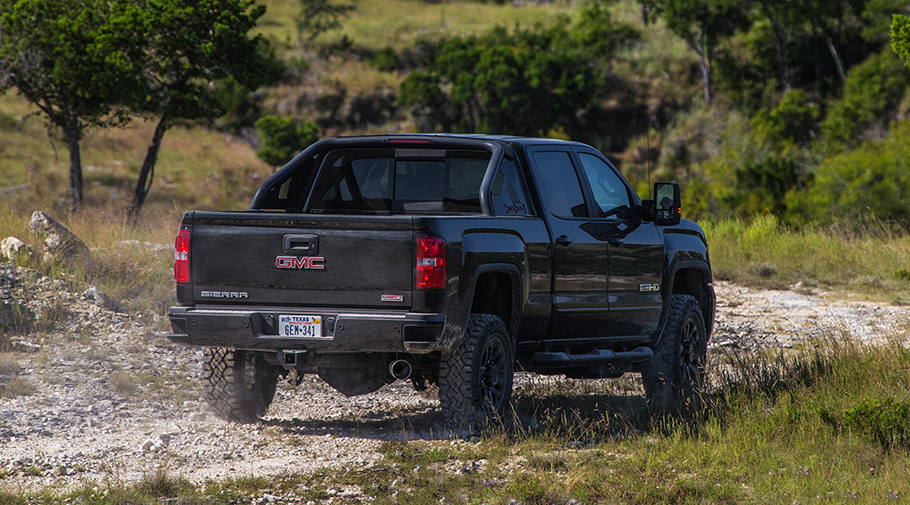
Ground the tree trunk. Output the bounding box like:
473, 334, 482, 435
699, 49, 711, 104
127, 115, 169, 224
760, 0, 790, 92
686, 33, 712, 104
65, 131, 83, 213
826, 36, 846, 82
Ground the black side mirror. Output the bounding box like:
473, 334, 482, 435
640, 199, 656, 222
654, 181, 681, 226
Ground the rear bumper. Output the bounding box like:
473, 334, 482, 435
167, 306, 446, 353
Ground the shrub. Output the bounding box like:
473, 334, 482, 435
370, 47, 400, 72
254, 115, 319, 168
751, 89, 820, 145
797, 118, 910, 223
841, 397, 910, 449
821, 48, 910, 147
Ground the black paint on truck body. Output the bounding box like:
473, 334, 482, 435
168, 134, 714, 377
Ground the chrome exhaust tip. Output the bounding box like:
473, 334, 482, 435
389, 359, 412, 380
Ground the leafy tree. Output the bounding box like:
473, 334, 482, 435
214, 41, 285, 132
399, 9, 637, 135
126, 0, 274, 222
821, 48, 910, 147
0, 0, 143, 211
645, 0, 747, 103
296, 0, 358, 44
254, 115, 319, 168
893, 13, 910, 66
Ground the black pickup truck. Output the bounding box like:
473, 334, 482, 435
168, 134, 715, 428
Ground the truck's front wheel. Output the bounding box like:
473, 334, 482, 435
641, 294, 707, 416
202, 348, 280, 423
439, 314, 514, 431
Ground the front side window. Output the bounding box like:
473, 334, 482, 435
577, 152, 631, 218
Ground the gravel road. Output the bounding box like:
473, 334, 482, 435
1, 266, 908, 492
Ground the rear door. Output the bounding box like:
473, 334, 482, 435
189, 213, 416, 309
527, 147, 609, 338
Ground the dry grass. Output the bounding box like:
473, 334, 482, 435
0, 91, 274, 318
257, 0, 580, 51
109, 371, 140, 398
0, 378, 34, 399
0, 353, 21, 376
0, 94, 270, 218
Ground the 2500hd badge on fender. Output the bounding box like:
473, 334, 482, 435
167, 134, 715, 429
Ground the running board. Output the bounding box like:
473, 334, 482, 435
529, 346, 653, 368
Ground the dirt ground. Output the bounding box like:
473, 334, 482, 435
2, 270, 908, 492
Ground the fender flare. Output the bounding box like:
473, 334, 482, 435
654, 259, 714, 346
463, 263, 525, 340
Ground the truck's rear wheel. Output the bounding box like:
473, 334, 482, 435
202, 348, 280, 423
439, 314, 514, 431
641, 294, 707, 416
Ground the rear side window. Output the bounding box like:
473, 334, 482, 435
491, 158, 531, 216
532, 151, 588, 218
305, 148, 491, 214
255, 152, 323, 211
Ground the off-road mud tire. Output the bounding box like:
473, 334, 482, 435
202, 347, 280, 423
438, 314, 514, 432
641, 294, 707, 416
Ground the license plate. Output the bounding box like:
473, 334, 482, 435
279, 315, 323, 338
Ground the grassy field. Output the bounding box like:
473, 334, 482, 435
3, 336, 910, 504
704, 215, 910, 304
257, 0, 579, 51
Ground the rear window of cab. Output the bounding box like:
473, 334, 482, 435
258, 147, 532, 216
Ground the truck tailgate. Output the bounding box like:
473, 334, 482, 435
188, 212, 416, 309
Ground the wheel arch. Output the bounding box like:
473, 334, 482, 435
664, 261, 715, 341
465, 263, 524, 340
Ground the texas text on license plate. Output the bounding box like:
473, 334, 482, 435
279, 315, 323, 338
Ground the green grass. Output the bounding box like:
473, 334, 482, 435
704, 215, 910, 303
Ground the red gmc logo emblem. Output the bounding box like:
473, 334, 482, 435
275, 256, 325, 270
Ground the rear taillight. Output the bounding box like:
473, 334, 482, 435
416, 235, 446, 290
174, 228, 190, 284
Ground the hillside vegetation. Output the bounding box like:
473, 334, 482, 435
1, 0, 910, 311
3, 2, 910, 503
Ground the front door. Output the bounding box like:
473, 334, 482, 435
573, 149, 664, 338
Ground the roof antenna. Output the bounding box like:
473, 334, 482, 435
647, 118, 652, 199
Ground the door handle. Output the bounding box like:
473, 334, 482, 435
283, 234, 318, 254
555, 235, 573, 247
